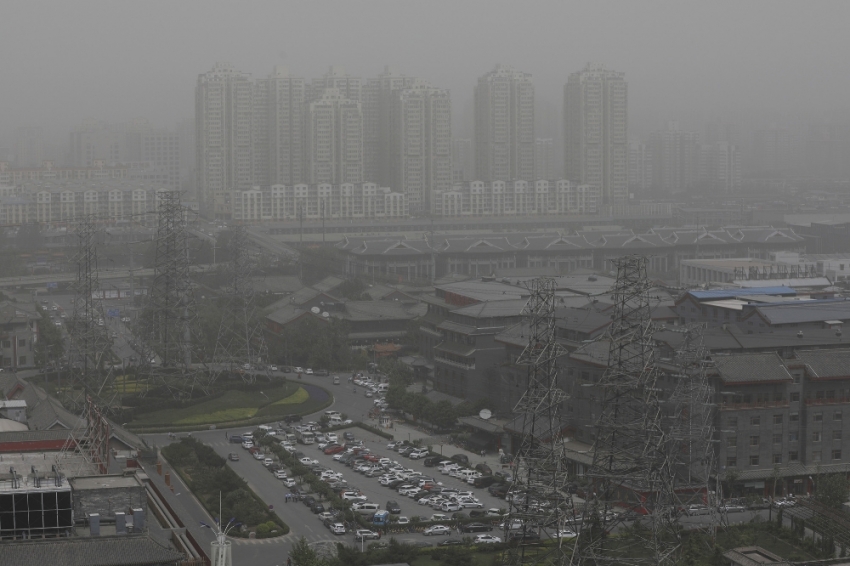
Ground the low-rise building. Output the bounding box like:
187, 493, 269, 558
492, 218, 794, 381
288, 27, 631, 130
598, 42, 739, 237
0, 301, 40, 369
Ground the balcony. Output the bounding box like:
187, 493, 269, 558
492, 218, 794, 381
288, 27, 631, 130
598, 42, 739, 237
719, 400, 790, 411
805, 397, 850, 407
434, 355, 475, 371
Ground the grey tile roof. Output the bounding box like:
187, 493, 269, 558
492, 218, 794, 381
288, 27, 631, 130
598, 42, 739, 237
0, 534, 184, 566
555, 308, 612, 334
711, 352, 794, 384
795, 348, 850, 379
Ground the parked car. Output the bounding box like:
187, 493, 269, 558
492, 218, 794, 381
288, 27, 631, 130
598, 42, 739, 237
386, 500, 401, 514
685, 504, 711, 516
331, 523, 346, 535
451, 454, 470, 466
423, 456, 442, 467
474, 534, 502, 544
228, 453, 239, 461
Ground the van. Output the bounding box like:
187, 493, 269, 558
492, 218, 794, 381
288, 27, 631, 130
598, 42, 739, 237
329, 416, 343, 426
325, 411, 341, 418
377, 383, 389, 393
333, 376, 340, 385
258, 425, 272, 432
458, 470, 477, 482
352, 502, 380, 515
242, 432, 254, 442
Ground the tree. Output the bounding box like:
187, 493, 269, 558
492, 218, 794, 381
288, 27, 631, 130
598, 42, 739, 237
290, 536, 324, 566
814, 473, 849, 508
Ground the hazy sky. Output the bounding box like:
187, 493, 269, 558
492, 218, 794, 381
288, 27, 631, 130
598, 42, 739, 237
2, 0, 849, 144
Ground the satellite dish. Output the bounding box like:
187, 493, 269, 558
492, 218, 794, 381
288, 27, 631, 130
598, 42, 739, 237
311, 306, 320, 314
479, 409, 492, 420
322, 312, 329, 318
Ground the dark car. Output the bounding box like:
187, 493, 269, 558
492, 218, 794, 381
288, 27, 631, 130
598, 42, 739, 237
473, 476, 498, 488
508, 531, 541, 543
302, 496, 316, 508
412, 490, 430, 501
229, 435, 243, 443
388, 479, 405, 489
423, 456, 442, 467
451, 512, 468, 520
474, 463, 492, 475
386, 500, 401, 514
469, 509, 487, 518
438, 539, 465, 546
311, 502, 325, 514
451, 454, 469, 466
398, 446, 415, 457
343, 432, 356, 441
462, 522, 493, 533
228, 453, 240, 461
488, 484, 509, 498
284, 414, 302, 424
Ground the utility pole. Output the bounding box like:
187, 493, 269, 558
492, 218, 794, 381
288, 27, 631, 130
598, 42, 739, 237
321, 198, 326, 244
299, 205, 304, 247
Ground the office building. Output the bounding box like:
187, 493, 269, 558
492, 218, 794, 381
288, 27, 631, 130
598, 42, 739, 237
474, 65, 535, 183
305, 88, 363, 185
564, 63, 628, 205
195, 62, 255, 217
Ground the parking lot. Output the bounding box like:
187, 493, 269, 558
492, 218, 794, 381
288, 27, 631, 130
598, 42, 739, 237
221, 423, 512, 546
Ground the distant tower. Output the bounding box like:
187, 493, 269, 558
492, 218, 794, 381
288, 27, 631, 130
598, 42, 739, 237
475, 65, 535, 182
564, 63, 628, 205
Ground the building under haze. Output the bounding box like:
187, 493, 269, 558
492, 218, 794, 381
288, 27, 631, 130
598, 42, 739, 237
305, 88, 363, 186
13, 126, 45, 169
474, 65, 535, 183
628, 140, 653, 195
650, 120, 701, 195
195, 62, 254, 218
534, 138, 555, 181
68, 120, 180, 190
564, 63, 628, 205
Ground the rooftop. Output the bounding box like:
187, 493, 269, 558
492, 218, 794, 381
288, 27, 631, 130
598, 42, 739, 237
795, 349, 850, 380
750, 298, 850, 325
712, 352, 794, 384
0, 533, 184, 566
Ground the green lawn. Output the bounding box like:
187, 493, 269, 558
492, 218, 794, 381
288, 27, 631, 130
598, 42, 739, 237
130, 383, 308, 426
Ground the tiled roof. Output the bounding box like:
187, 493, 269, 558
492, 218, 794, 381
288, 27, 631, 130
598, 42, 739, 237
684, 287, 796, 301
712, 352, 793, 384
795, 349, 850, 380
0, 534, 184, 566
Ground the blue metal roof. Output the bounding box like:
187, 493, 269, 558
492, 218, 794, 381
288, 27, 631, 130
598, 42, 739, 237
688, 286, 796, 300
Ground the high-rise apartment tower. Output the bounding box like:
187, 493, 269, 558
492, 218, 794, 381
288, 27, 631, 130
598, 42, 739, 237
564, 63, 628, 205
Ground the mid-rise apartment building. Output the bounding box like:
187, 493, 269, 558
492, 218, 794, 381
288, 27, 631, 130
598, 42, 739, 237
474, 65, 535, 183
564, 63, 628, 205
433, 179, 600, 217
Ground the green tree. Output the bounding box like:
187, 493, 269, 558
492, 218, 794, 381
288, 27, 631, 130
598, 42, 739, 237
290, 536, 324, 566
815, 473, 849, 508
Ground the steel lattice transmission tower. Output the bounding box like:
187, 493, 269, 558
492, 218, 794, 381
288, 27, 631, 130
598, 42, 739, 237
137, 191, 207, 398
571, 256, 681, 566
666, 324, 719, 534
502, 278, 572, 566
211, 224, 271, 384
65, 215, 117, 412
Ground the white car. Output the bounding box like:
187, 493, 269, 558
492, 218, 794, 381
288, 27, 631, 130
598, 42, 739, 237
423, 525, 451, 536
326, 433, 338, 442
253, 452, 265, 461
459, 499, 483, 509
409, 449, 429, 459
342, 491, 368, 501
305, 368, 314, 375
331, 523, 346, 535
294, 367, 304, 373
441, 502, 461, 512
263, 457, 274, 467
475, 534, 502, 544
556, 529, 577, 539
283, 478, 297, 487
354, 529, 379, 541
269, 365, 279, 372
396, 516, 410, 525
274, 469, 287, 479
299, 457, 318, 466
